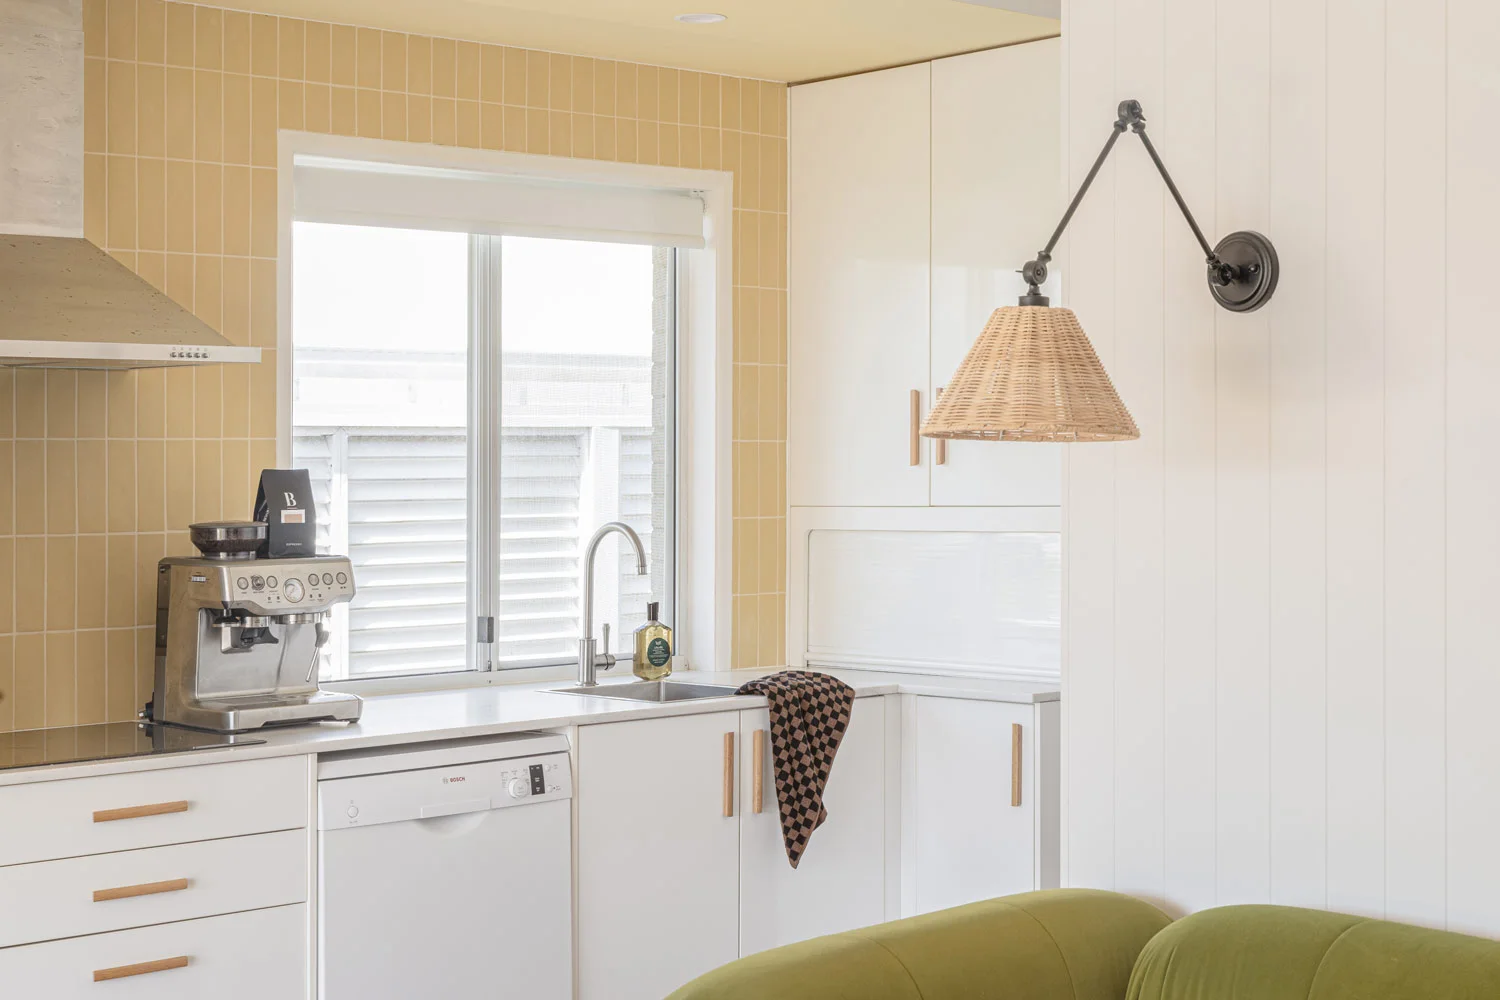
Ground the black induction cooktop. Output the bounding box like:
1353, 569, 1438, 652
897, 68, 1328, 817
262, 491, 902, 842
0, 721, 265, 771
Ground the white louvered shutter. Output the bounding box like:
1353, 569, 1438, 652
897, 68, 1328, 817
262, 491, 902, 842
497, 428, 585, 666
296, 428, 469, 678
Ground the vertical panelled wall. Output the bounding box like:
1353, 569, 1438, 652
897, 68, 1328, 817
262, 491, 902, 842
0, 0, 789, 734
1063, 0, 1500, 933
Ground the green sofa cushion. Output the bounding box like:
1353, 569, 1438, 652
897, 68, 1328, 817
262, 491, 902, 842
1128, 904, 1500, 1000
669, 889, 1171, 1000
671, 932, 925, 1000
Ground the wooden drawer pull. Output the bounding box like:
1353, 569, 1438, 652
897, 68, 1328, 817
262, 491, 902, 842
93, 800, 189, 824
909, 389, 921, 466
752, 729, 767, 814
723, 732, 735, 818
93, 878, 190, 903
93, 956, 190, 982
1011, 723, 1023, 807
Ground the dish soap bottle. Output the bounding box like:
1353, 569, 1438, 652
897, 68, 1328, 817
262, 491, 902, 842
632, 602, 673, 680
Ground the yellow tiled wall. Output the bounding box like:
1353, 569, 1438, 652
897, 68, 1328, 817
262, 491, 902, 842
0, 0, 787, 733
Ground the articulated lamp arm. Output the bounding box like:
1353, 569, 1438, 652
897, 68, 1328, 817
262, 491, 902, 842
1020, 99, 1278, 314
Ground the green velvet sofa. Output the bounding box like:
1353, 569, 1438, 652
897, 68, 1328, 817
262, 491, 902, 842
667, 888, 1500, 999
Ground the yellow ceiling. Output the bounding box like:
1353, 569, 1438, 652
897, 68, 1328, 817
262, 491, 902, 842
215, 0, 1060, 83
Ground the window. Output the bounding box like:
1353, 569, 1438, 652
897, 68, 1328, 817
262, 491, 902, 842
291, 224, 675, 680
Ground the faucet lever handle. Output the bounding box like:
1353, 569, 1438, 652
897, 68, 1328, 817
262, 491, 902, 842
599, 624, 616, 672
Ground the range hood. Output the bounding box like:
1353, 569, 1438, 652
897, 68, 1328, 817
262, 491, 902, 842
0, 235, 261, 368
0, 0, 261, 370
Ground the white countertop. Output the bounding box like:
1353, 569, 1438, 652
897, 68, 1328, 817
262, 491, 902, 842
0, 668, 1058, 787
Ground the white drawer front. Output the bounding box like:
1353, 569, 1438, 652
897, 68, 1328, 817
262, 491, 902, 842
0, 829, 307, 948
0, 756, 308, 867
0, 904, 307, 999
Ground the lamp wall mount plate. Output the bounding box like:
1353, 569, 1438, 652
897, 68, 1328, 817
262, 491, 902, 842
1207, 230, 1279, 312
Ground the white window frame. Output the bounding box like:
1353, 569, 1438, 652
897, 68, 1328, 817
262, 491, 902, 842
276, 131, 734, 691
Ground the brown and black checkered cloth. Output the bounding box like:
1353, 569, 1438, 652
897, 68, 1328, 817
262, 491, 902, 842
735, 670, 856, 869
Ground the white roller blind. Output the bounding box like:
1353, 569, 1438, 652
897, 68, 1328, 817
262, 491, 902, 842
292, 156, 706, 248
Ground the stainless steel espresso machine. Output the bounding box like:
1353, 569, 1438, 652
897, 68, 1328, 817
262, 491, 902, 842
148, 521, 363, 732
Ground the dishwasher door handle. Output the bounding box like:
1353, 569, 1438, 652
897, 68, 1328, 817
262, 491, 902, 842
418, 798, 492, 819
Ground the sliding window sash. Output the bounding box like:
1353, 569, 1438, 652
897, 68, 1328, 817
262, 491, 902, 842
463, 236, 679, 673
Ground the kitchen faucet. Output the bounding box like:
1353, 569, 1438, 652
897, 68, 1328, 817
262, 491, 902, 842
577, 521, 649, 686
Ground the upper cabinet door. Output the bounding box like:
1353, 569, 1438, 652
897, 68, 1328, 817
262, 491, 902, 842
789, 63, 933, 507
930, 41, 1064, 507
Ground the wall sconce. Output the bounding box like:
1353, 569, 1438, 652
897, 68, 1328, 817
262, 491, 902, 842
922, 99, 1280, 443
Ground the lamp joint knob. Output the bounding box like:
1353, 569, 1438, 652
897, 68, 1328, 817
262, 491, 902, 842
1206, 256, 1236, 287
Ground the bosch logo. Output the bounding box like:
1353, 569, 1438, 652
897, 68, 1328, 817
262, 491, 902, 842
442, 775, 466, 784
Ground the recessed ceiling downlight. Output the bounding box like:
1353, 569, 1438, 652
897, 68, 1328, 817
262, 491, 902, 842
675, 12, 727, 24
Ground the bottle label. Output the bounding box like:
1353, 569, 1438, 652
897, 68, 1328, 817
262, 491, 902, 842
647, 636, 671, 668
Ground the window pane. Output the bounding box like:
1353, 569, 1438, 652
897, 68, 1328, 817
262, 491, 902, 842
290, 222, 471, 679
497, 237, 673, 668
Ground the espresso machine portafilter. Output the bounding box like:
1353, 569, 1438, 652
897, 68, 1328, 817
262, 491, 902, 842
147, 521, 362, 733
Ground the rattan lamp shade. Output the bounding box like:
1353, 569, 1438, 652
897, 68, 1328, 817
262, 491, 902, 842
921, 306, 1139, 442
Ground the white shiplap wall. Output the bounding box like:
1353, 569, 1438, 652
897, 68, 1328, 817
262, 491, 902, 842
1062, 0, 1500, 934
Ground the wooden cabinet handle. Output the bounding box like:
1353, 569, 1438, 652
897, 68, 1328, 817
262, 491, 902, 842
93, 800, 189, 824
909, 389, 921, 466
934, 387, 947, 465
93, 878, 190, 903
723, 732, 735, 818
93, 956, 190, 982
752, 729, 766, 814
1011, 723, 1023, 807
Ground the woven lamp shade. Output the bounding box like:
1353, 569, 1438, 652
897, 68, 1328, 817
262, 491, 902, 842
922, 306, 1139, 442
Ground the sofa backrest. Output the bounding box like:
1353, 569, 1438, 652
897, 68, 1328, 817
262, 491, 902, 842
1129, 904, 1500, 1000
669, 889, 1171, 1000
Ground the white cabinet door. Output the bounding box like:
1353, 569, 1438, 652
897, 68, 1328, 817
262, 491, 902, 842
909, 697, 1037, 914
929, 41, 1063, 507
576, 712, 740, 1000
738, 696, 887, 956
789, 63, 932, 507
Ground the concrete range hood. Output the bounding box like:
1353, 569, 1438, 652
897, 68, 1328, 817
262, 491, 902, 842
0, 0, 260, 369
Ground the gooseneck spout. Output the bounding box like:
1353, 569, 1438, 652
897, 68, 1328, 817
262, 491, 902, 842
577, 521, 649, 686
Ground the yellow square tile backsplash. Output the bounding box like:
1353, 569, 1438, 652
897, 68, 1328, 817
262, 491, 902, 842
0, 0, 788, 732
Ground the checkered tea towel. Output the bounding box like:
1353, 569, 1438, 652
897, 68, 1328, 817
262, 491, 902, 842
735, 670, 856, 869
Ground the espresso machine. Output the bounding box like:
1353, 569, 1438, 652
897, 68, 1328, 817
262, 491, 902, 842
148, 522, 363, 733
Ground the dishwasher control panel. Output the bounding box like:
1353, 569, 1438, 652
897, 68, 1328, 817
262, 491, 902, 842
318, 750, 572, 831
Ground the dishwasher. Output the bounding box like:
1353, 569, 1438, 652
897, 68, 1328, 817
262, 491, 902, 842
317, 732, 573, 999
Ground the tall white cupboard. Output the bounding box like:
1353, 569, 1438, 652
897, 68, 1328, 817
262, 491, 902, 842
786, 39, 1066, 681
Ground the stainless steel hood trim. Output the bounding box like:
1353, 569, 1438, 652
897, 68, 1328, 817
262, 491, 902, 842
0, 339, 263, 369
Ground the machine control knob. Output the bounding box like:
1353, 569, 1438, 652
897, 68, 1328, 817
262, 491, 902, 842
336, 572, 348, 585
237, 577, 249, 590
346, 805, 359, 819
284, 578, 305, 603
507, 777, 531, 800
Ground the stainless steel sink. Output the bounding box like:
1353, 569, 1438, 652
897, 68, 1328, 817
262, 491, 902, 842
548, 680, 742, 703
